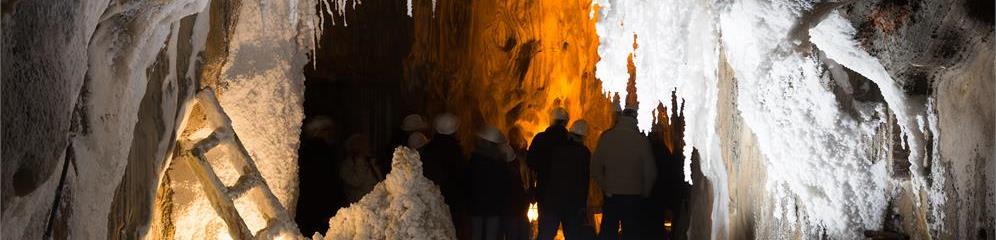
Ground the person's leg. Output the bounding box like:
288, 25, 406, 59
598, 196, 620, 240
641, 199, 665, 239
472, 216, 483, 240
485, 216, 500, 240
537, 205, 562, 240
619, 196, 642, 240
562, 208, 586, 240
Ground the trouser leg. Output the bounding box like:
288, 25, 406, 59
618, 196, 642, 240
598, 196, 620, 240
485, 216, 500, 240
537, 205, 562, 240
472, 216, 483, 240
562, 208, 587, 240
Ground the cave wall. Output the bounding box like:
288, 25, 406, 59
841, 0, 994, 237
3, 0, 208, 238
1, 0, 317, 238
405, 0, 615, 152
1, 0, 108, 238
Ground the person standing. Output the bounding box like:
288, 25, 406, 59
295, 116, 344, 234
591, 107, 656, 240
641, 123, 670, 239
383, 114, 429, 174
419, 113, 468, 238
527, 107, 571, 225
340, 134, 383, 204
537, 120, 593, 240
469, 125, 513, 240
500, 142, 531, 240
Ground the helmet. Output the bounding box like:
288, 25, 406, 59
434, 113, 459, 135
477, 125, 507, 144
303, 115, 334, 139
570, 119, 588, 136
551, 107, 569, 123
623, 105, 639, 118
407, 132, 429, 149
401, 114, 427, 132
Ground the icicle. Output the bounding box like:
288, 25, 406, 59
259, 0, 268, 33
407, 0, 413, 16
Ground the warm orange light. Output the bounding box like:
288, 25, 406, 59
593, 213, 602, 234
407, 0, 615, 152
527, 202, 539, 222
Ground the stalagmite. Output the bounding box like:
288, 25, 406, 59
324, 147, 456, 240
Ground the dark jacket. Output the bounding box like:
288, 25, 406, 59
469, 142, 512, 216
502, 159, 529, 218
419, 134, 465, 205
542, 135, 591, 211
527, 124, 569, 197
647, 133, 670, 208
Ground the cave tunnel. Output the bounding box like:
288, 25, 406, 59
2, 0, 994, 239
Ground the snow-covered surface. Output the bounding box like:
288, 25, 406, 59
324, 147, 456, 240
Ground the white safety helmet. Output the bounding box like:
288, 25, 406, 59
570, 119, 588, 136
434, 113, 459, 135
407, 132, 429, 149
551, 107, 569, 122
477, 125, 507, 144
401, 114, 427, 132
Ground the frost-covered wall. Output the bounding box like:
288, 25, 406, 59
595, 0, 993, 238
594, 0, 728, 237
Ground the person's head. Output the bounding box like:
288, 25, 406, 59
622, 106, 638, 119
407, 132, 429, 149
401, 114, 427, 132
551, 107, 569, 127
434, 113, 459, 135
477, 125, 507, 145
570, 119, 588, 139
303, 115, 337, 145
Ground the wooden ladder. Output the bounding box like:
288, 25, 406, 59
178, 88, 299, 239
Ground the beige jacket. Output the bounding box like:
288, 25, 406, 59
591, 117, 656, 197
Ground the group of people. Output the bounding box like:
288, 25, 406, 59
395, 113, 531, 240
323, 104, 690, 240
528, 105, 679, 240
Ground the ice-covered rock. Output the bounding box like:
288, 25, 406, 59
324, 147, 456, 240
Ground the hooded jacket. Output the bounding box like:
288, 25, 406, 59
591, 117, 656, 197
